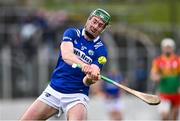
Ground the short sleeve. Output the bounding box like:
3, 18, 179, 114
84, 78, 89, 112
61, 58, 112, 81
92, 45, 108, 70
62, 28, 78, 42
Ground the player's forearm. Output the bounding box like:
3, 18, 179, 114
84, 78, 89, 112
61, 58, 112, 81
61, 42, 87, 67
150, 72, 161, 82
61, 42, 100, 77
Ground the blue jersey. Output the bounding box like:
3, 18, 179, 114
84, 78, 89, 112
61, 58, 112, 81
50, 28, 108, 96
103, 73, 124, 97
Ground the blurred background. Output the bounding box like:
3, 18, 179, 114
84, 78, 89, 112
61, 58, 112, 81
0, 0, 180, 120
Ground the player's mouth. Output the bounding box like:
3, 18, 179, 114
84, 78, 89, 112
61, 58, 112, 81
90, 27, 97, 33
90, 29, 96, 33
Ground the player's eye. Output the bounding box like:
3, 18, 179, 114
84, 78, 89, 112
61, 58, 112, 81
93, 19, 97, 24
98, 23, 103, 28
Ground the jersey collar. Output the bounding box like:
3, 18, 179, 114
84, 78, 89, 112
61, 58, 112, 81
161, 53, 176, 60
82, 28, 100, 43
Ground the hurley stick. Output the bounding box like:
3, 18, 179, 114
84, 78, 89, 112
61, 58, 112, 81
72, 63, 160, 105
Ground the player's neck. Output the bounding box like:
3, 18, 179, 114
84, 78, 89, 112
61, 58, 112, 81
84, 30, 95, 41
162, 52, 175, 58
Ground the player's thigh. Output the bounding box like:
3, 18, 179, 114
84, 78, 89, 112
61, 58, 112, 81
20, 99, 58, 120
67, 103, 87, 121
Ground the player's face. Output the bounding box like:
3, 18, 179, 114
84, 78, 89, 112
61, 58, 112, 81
162, 46, 174, 56
85, 16, 106, 39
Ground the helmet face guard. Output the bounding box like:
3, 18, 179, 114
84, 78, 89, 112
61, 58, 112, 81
89, 8, 111, 25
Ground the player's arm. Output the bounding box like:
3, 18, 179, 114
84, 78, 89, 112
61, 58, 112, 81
61, 28, 93, 74
61, 42, 85, 67
61, 41, 94, 74
150, 59, 161, 82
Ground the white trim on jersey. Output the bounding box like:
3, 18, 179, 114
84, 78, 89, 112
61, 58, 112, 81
75, 29, 80, 37
63, 36, 72, 41
82, 28, 85, 36
93, 36, 100, 43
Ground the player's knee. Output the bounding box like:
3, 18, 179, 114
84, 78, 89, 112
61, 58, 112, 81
67, 103, 87, 120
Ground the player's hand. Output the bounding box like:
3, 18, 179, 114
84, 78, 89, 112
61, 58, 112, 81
81, 64, 92, 75
83, 74, 95, 86
83, 74, 101, 86
88, 64, 100, 81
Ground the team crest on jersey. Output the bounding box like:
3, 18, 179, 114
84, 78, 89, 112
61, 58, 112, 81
88, 50, 94, 56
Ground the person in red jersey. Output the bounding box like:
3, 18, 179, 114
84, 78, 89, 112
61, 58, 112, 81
151, 38, 180, 120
